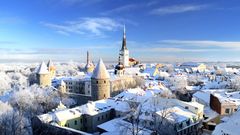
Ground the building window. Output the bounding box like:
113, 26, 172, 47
80, 118, 83, 124
185, 106, 189, 109
96, 81, 98, 84
104, 80, 106, 83
75, 120, 77, 125
98, 117, 100, 121
102, 115, 104, 120
234, 108, 238, 112
225, 108, 230, 114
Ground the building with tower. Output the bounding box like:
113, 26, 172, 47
119, 25, 129, 67
91, 59, 110, 101
36, 61, 51, 87
114, 56, 125, 76
85, 51, 95, 73
47, 59, 56, 79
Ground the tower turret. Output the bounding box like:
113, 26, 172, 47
85, 51, 95, 73
91, 59, 110, 101
47, 59, 56, 79
37, 61, 51, 87
114, 56, 125, 76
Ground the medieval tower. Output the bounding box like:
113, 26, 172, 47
47, 59, 56, 79
85, 51, 95, 73
91, 59, 110, 101
114, 56, 125, 76
119, 25, 129, 67
37, 61, 51, 87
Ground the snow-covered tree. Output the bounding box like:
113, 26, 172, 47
0, 72, 11, 94
167, 76, 187, 93
0, 101, 31, 135
230, 75, 240, 91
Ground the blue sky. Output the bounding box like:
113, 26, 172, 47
1, 0, 240, 63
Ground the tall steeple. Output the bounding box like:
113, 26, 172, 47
121, 24, 127, 51
86, 51, 90, 65
85, 51, 94, 73
119, 24, 129, 67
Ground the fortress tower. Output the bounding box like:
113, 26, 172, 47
91, 59, 110, 101
47, 60, 56, 79
37, 61, 51, 87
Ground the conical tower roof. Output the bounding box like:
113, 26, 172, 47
91, 59, 110, 79
47, 59, 54, 68
37, 61, 49, 74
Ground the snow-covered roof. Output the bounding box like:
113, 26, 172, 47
38, 99, 130, 123
212, 90, 240, 106
212, 109, 240, 135
180, 62, 202, 67
47, 60, 54, 68
156, 106, 197, 123
91, 59, 110, 79
193, 91, 211, 105
98, 118, 152, 135
114, 87, 163, 103
37, 61, 49, 74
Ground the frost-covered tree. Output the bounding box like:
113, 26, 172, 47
0, 101, 31, 135
167, 76, 187, 93
230, 75, 240, 91
0, 72, 11, 94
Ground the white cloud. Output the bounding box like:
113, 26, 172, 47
150, 4, 207, 15
101, 4, 139, 15
42, 17, 122, 37
160, 40, 240, 49
134, 47, 220, 53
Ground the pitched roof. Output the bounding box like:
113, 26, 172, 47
91, 59, 110, 79
47, 59, 54, 68
37, 61, 49, 74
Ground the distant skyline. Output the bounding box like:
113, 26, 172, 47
1, 0, 240, 63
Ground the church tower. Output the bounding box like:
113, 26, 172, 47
119, 25, 129, 67
85, 51, 95, 73
47, 60, 56, 79
91, 59, 110, 101
114, 56, 125, 76
37, 61, 51, 87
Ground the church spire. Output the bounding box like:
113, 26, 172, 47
121, 24, 127, 51
87, 51, 90, 64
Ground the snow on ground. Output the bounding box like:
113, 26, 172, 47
212, 109, 240, 135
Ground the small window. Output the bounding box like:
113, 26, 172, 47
104, 80, 106, 83
225, 108, 230, 114
96, 81, 98, 84
102, 115, 104, 120
75, 120, 77, 125
80, 119, 83, 123
106, 114, 108, 118
185, 106, 189, 109
98, 117, 100, 121
234, 108, 238, 112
